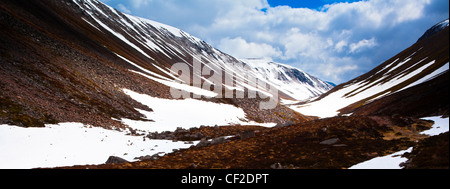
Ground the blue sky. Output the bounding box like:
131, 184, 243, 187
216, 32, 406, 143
99, 0, 449, 84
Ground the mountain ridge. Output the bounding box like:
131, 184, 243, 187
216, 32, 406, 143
290, 18, 449, 118
418, 19, 449, 42
241, 58, 334, 100
1, 0, 328, 128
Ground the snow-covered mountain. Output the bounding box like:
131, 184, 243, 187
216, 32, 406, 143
71, 0, 332, 101
241, 58, 334, 100
290, 19, 449, 118
0, 0, 326, 129
0, 0, 319, 168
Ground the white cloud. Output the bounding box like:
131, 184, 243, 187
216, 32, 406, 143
349, 38, 377, 53
324, 0, 432, 28
218, 37, 281, 59
315, 60, 359, 82
280, 28, 332, 60
335, 40, 348, 52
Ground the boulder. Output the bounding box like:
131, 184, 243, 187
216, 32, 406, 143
270, 163, 283, 169
275, 121, 294, 128
320, 138, 340, 145
211, 137, 226, 145
105, 156, 129, 164
196, 138, 211, 148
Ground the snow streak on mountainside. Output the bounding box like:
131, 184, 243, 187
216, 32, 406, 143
242, 58, 334, 100
72, 0, 333, 101
1, 0, 319, 129
0, 0, 312, 168
290, 20, 449, 118
70, 0, 321, 123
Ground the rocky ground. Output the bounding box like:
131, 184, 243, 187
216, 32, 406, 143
58, 115, 440, 169
402, 132, 449, 169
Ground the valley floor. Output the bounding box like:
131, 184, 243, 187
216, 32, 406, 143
0, 115, 447, 169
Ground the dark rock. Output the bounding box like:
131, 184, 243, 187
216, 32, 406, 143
134, 155, 151, 161
175, 127, 188, 134
320, 138, 340, 145
211, 137, 226, 145
275, 121, 294, 128
270, 163, 283, 169
196, 138, 211, 148
134, 153, 163, 161
189, 163, 198, 169
105, 156, 129, 164
194, 132, 204, 139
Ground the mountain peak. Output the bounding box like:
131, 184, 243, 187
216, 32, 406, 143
417, 18, 449, 42
240, 58, 334, 100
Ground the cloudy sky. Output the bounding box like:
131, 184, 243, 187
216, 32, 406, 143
99, 0, 449, 84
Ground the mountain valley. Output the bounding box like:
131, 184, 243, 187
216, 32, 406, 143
0, 0, 448, 170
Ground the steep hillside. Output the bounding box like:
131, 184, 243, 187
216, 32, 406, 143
0, 0, 320, 128
290, 20, 449, 118
347, 71, 448, 118
1, 0, 155, 128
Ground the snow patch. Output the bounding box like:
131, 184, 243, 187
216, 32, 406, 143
121, 89, 272, 132
349, 148, 413, 169
0, 123, 196, 169
420, 116, 449, 136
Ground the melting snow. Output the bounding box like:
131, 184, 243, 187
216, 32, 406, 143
121, 89, 275, 132
0, 123, 196, 169
349, 148, 413, 169
420, 116, 450, 136
349, 116, 449, 169
401, 62, 449, 91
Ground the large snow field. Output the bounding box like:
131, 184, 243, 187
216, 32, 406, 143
121, 89, 275, 133
0, 123, 197, 169
0, 88, 276, 169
